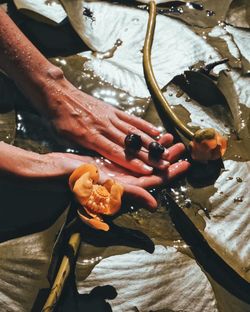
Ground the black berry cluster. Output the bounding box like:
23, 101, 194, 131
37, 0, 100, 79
124, 134, 143, 154
148, 142, 165, 160
124, 134, 165, 160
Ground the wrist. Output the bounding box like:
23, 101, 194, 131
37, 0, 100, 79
25, 63, 68, 117
0, 142, 68, 180
0, 142, 43, 178
37, 67, 81, 122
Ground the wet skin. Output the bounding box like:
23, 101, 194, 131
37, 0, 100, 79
0, 9, 189, 205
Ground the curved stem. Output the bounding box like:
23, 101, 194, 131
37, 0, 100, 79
143, 1, 194, 140
42, 232, 81, 312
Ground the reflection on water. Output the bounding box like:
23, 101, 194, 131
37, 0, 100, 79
45, 0, 60, 6
158, 1, 204, 15
51, 55, 151, 117
93, 39, 123, 60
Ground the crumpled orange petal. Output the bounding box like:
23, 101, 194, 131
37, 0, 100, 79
69, 164, 124, 231
77, 210, 109, 231
69, 164, 99, 190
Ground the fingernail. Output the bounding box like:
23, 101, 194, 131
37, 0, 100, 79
163, 150, 169, 159
159, 161, 170, 169
150, 124, 158, 130
143, 164, 153, 172
151, 125, 160, 133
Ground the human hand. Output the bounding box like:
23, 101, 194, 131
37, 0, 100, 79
46, 78, 178, 175
0, 142, 188, 208
0, 10, 183, 176
93, 156, 190, 209
43, 145, 189, 209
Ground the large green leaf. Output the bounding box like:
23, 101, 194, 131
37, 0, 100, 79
77, 245, 218, 312
51, 55, 151, 117
164, 77, 250, 284
61, 1, 223, 98
0, 213, 66, 312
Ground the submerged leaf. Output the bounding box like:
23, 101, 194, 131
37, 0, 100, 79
162, 83, 231, 135
61, 1, 222, 98
13, 0, 234, 29
51, 55, 151, 116
208, 26, 242, 70
13, 0, 67, 25
77, 245, 218, 312
208, 24, 250, 75
202, 160, 250, 282
173, 160, 250, 283
155, 0, 233, 28
169, 69, 250, 283
225, 25, 250, 74
172, 70, 229, 107
217, 70, 250, 136
226, 0, 250, 28
0, 213, 66, 312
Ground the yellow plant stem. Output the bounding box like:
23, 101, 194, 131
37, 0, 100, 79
143, 1, 194, 140
42, 232, 81, 312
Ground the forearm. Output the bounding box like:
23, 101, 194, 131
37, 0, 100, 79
0, 141, 90, 179
0, 9, 65, 118
0, 141, 53, 178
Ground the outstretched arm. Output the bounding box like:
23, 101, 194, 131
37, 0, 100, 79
0, 8, 184, 174
0, 141, 189, 209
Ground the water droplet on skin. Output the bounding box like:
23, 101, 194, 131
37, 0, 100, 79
236, 177, 243, 182
226, 176, 233, 181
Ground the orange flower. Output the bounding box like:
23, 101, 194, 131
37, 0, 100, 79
189, 128, 227, 162
69, 164, 124, 231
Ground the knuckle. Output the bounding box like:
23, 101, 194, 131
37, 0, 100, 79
128, 126, 137, 133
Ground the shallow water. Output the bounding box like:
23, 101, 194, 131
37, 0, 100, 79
0, 0, 250, 311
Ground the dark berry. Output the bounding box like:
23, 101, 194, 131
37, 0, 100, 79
124, 134, 142, 153
148, 142, 165, 160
